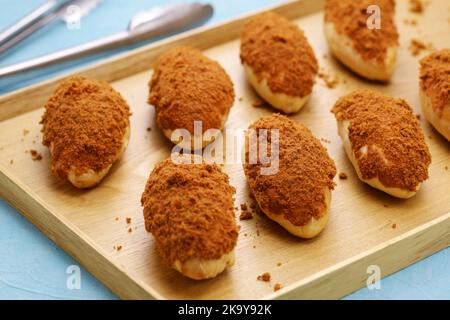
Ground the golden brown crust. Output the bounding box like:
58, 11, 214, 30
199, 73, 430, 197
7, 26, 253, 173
420, 49, 450, 117
149, 46, 234, 134
240, 12, 318, 98
141, 159, 238, 265
331, 89, 431, 191
41, 76, 130, 181
324, 0, 399, 64
244, 114, 336, 226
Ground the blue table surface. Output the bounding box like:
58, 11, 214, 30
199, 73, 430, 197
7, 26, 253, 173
0, 0, 448, 300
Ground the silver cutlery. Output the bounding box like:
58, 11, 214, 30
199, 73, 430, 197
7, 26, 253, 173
0, 2, 213, 78
0, 0, 102, 55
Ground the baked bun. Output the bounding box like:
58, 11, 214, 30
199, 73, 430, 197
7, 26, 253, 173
149, 46, 234, 149
331, 89, 431, 198
420, 49, 450, 142
244, 114, 336, 238
240, 12, 318, 113
141, 158, 238, 280
324, 0, 399, 81
42, 76, 130, 188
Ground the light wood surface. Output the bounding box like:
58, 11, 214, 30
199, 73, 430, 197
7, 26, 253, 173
0, 0, 449, 299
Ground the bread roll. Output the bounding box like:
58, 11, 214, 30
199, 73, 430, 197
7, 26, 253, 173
42, 76, 130, 188
420, 49, 450, 142
244, 114, 336, 238
324, 0, 399, 81
149, 46, 234, 149
240, 12, 318, 113
331, 89, 431, 198
141, 158, 238, 280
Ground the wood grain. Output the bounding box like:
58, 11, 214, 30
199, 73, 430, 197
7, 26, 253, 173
0, 0, 449, 299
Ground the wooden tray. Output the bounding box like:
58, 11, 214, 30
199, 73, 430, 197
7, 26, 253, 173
0, 0, 449, 300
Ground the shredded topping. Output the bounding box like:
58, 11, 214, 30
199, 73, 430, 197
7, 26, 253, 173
420, 49, 450, 117
325, 0, 399, 64
141, 159, 238, 264
331, 89, 431, 191
244, 114, 336, 226
149, 46, 234, 134
240, 12, 318, 98
41, 76, 130, 179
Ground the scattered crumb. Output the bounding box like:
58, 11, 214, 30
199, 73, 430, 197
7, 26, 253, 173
318, 69, 339, 89
321, 138, 331, 144
322, 53, 328, 59
238, 97, 243, 102
277, 262, 282, 267
404, 18, 418, 26
30, 149, 42, 161
128, 228, 133, 233
409, 0, 424, 13
146, 127, 152, 132
274, 283, 282, 291
23, 129, 30, 136
20, 138, 24, 142
239, 210, 253, 220
428, 134, 433, 139
32, 140, 36, 144
416, 114, 421, 120
339, 172, 348, 180
10, 159, 13, 165
116, 245, 123, 251
445, 165, 448, 171
257, 272, 271, 282
244, 233, 247, 237
383, 204, 389, 208
392, 223, 397, 229
249, 203, 256, 210
115, 217, 119, 221
252, 100, 264, 108
240, 203, 248, 211
253, 245, 256, 249
126, 217, 132, 224
256, 229, 260, 236
409, 39, 433, 56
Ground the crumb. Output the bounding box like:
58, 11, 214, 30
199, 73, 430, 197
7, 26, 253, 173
240, 203, 248, 211
318, 69, 339, 89
128, 228, 132, 233
30, 149, 42, 161
32, 140, 36, 144
10, 159, 13, 165
445, 165, 448, 171
277, 262, 282, 267
239, 210, 253, 220
20, 138, 24, 142
383, 204, 389, 208
146, 127, 152, 132
257, 272, 271, 282
409, 39, 433, 56
274, 283, 282, 291
126, 217, 131, 224
115, 217, 119, 221
339, 172, 348, 180
23, 129, 29, 136
256, 229, 260, 236
409, 0, 423, 13
320, 138, 331, 144
116, 245, 122, 251
392, 223, 397, 229
253, 245, 256, 249
416, 114, 421, 120
322, 53, 328, 59
244, 233, 247, 237
252, 100, 264, 108
428, 134, 432, 139
238, 97, 243, 102
249, 203, 256, 210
